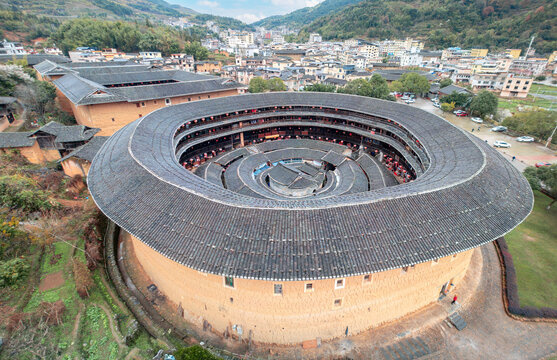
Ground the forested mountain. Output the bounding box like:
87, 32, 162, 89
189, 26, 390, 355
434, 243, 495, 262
299, 0, 556, 54
253, 0, 362, 29
0, 0, 252, 32
1, 0, 196, 19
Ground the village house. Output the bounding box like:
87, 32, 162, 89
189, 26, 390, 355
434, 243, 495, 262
0, 122, 99, 164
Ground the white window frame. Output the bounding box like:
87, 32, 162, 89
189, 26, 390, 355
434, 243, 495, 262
335, 278, 345, 290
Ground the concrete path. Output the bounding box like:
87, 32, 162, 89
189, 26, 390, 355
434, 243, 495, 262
442, 244, 557, 360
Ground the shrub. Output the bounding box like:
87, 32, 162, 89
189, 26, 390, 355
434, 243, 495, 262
534, 75, 546, 81
0, 257, 30, 287
174, 345, 221, 360
440, 102, 455, 112
0, 175, 56, 212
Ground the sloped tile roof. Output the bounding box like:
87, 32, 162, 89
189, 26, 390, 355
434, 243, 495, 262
87, 92, 533, 281
0, 132, 34, 148
59, 136, 109, 162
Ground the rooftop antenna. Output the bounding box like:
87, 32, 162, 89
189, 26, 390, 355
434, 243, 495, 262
525, 34, 536, 60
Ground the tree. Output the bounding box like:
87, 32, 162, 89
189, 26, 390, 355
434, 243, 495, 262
304, 83, 336, 92
440, 92, 472, 108
339, 78, 373, 96
439, 78, 453, 88
183, 42, 209, 61
524, 165, 557, 209
399, 72, 430, 95
248, 77, 267, 93
15, 81, 56, 118
339, 75, 395, 101
174, 345, 220, 360
502, 110, 557, 145
389, 80, 404, 93
469, 90, 498, 117
267, 78, 287, 92
0, 64, 33, 96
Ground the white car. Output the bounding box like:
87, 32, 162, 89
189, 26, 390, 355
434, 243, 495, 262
471, 117, 483, 124
433, 102, 440, 108
494, 140, 511, 148
405, 98, 415, 104
516, 136, 535, 142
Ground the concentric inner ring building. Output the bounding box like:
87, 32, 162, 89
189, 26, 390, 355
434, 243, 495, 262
88, 93, 533, 344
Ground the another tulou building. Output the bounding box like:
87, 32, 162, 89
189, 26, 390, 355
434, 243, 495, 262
88, 93, 532, 345
34, 60, 245, 136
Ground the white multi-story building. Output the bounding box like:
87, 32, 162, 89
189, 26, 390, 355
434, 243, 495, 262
0, 39, 26, 55
227, 32, 255, 47
309, 33, 322, 43
400, 52, 423, 67
272, 35, 285, 44
357, 43, 380, 60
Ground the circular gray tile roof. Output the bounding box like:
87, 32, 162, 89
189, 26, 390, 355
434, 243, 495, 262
88, 93, 533, 280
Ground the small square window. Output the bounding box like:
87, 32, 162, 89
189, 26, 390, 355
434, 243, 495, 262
335, 278, 345, 289
305, 283, 313, 292
154, 100, 157, 104
334, 298, 342, 307
198, 96, 201, 99
274, 284, 283, 295
111, 118, 115, 122
224, 276, 234, 288
402, 266, 409, 273
363, 274, 372, 283
136, 103, 140, 107
165, 98, 171, 105
188, 97, 191, 101
208, 95, 211, 99
432, 258, 439, 265
141, 102, 146, 107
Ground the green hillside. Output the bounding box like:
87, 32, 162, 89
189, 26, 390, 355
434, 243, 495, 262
0, 0, 252, 33
253, 0, 362, 29
299, 0, 556, 54
1, 0, 197, 19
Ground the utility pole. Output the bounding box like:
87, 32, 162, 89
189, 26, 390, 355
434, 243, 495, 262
546, 121, 557, 148
525, 34, 536, 60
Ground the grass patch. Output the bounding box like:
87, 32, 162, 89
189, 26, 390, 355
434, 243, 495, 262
42, 241, 73, 275
498, 94, 555, 113
531, 83, 557, 96
24, 273, 76, 312
505, 191, 557, 308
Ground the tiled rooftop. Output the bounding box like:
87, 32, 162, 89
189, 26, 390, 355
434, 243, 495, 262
88, 93, 533, 281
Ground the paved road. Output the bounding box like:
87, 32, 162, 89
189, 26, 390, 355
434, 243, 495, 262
409, 98, 557, 170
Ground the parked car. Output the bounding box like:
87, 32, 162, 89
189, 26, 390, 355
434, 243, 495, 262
493, 140, 511, 148
433, 102, 440, 108
535, 162, 552, 168
430, 97, 439, 102
470, 117, 483, 124
516, 136, 535, 142
491, 126, 508, 132
405, 98, 415, 104
453, 110, 468, 117
401, 95, 409, 100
